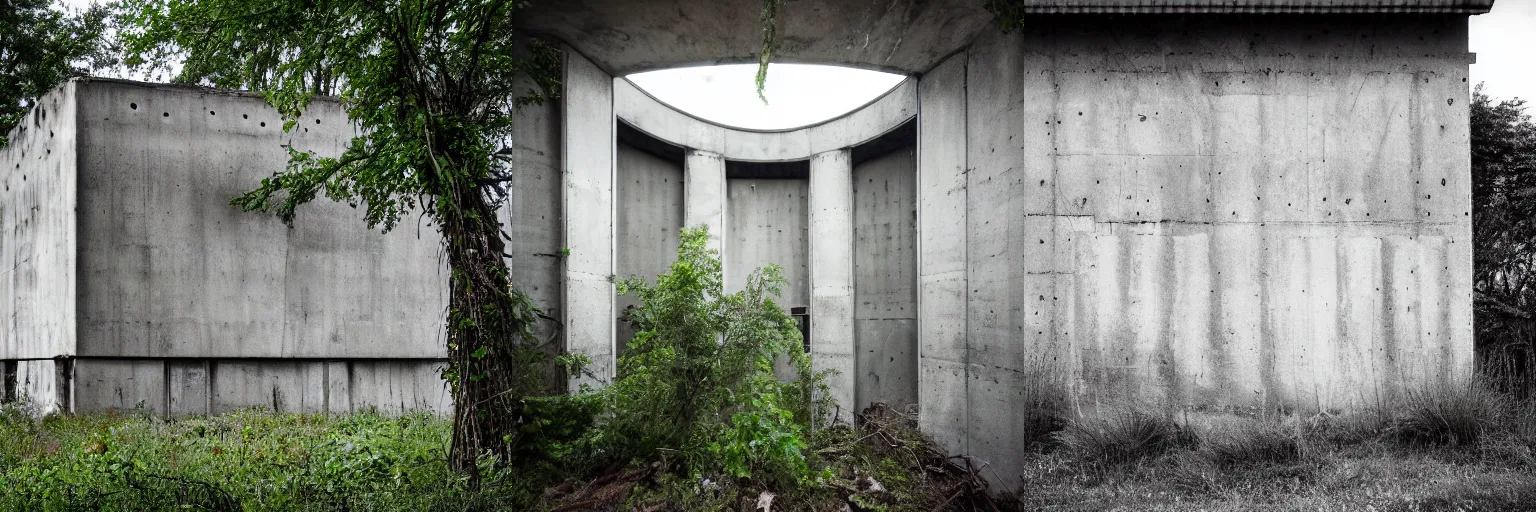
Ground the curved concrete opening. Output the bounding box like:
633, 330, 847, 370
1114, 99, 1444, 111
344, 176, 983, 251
625, 64, 907, 130
606, 68, 921, 416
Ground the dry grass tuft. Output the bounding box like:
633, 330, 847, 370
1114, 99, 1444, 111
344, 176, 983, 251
1054, 407, 1196, 470
1391, 379, 1507, 447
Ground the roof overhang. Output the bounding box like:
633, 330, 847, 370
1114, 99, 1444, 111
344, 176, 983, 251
518, 0, 1495, 76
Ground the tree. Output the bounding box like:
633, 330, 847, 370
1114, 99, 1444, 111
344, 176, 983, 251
0, 0, 116, 148
117, 0, 563, 473
1470, 83, 1536, 388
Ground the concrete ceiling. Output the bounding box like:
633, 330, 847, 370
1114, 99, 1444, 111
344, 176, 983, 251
517, 0, 994, 76
519, 0, 1497, 76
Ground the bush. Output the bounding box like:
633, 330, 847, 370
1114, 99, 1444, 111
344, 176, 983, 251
1392, 379, 1507, 447
596, 226, 832, 489
1054, 407, 1195, 469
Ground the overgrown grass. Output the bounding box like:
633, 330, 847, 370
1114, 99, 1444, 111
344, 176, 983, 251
0, 404, 548, 511
1011, 380, 1536, 511
7, 379, 1536, 511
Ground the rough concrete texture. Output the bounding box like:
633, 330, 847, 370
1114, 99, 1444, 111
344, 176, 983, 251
70, 80, 444, 360
615, 78, 917, 162
913, 15, 1475, 490
2, 79, 465, 415
518, 0, 991, 75
808, 150, 856, 422
853, 147, 918, 412
615, 142, 684, 349
684, 150, 727, 255
563, 48, 618, 389
1, 81, 77, 365
727, 179, 810, 302
501, 71, 566, 349
917, 53, 971, 454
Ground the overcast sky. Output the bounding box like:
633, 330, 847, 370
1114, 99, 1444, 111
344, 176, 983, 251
65, 0, 1535, 128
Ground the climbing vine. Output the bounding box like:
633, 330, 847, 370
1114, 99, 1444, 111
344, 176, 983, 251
756, 0, 781, 104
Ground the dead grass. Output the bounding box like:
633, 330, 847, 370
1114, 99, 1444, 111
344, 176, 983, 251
995, 382, 1536, 511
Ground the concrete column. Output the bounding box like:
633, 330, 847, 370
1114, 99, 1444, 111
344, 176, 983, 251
917, 52, 968, 454
809, 149, 854, 423
562, 47, 615, 390
683, 150, 726, 256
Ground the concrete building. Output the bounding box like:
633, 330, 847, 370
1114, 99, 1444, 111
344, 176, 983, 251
3, 0, 1491, 490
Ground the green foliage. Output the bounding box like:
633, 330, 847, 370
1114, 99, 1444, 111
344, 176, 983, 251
0, 0, 117, 148
0, 407, 548, 511
755, 0, 781, 104
118, 0, 559, 232
598, 226, 832, 489
981, 0, 1029, 34
118, 0, 568, 471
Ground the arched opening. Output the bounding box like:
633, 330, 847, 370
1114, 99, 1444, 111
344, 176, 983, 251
626, 64, 906, 130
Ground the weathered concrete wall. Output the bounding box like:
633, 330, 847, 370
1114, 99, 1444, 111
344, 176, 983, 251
70, 359, 449, 416
3, 79, 459, 415
809, 151, 854, 421
501, 71, 565, 343
726, 179, 809, 304
917, 52, 970, 453
564, 48, 617, 389
615, 142, 684, 348
1, 81, 78, 366
853, 147, 918, 412
918, 15, 1474, 489
71, 80, 445, 360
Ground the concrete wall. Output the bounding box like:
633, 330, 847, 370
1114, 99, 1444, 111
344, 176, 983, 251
615, 142, 684, 348
2, 79, 456, 415
502, 71, 565, 345
72, 80, 445, 360
563, 48, 618, 389
1, 81, 78, 374
853, 147, 918, 412
914, 15, 1474, 489
726, 179, 809, 304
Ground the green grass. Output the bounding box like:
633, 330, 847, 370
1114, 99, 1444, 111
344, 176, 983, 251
6, 380, 1536, 511
0, 404, 543, 511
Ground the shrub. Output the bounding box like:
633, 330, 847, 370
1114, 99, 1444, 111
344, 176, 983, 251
596, 226, 832, 489
1392, 379, 1507, 447
1054, 407, 1195, 469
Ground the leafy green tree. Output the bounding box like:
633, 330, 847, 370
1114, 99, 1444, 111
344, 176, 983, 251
1471, 84, 1536, 381
116, 0, 562, 473
0, 0, 116, 148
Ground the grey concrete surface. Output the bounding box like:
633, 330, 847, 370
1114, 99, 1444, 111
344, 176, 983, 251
1, 81, 77, 370
615, 142, 684, 350
916, 52, 970, 454
684, 150, 727, 256
3, 78, 463, 415
853, 147, 918, 413
563, 48, 618, 389
518, 0, 992, 75
726, 179, 809, 304
808, 150, 855, 422
70, 80, 444, 360
929, 15, 1477, 490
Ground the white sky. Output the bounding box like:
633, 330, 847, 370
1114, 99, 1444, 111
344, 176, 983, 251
62, 0, 1536, 122
1470, 0, 1536, 105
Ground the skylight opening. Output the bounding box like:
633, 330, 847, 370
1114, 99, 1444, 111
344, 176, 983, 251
626, 64, 907, 131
